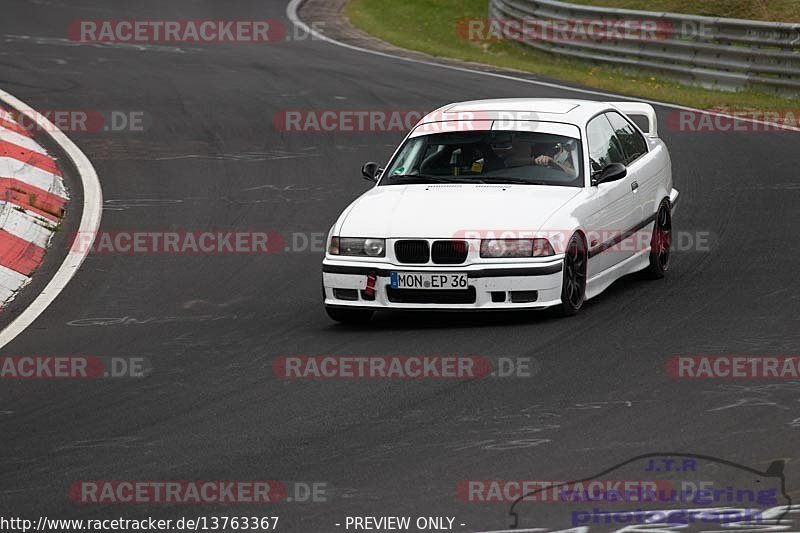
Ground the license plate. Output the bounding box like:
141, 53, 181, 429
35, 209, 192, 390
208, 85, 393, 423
390, 272, 468, 290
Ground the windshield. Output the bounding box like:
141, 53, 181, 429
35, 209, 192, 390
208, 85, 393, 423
380, 130, 583, 187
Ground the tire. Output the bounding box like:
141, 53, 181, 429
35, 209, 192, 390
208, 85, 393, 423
325, 306, 374, 324
554, 233, 587, 317
645, 200, 672, 279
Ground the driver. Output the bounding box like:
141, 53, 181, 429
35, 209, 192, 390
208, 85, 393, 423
533, 141, 576, 175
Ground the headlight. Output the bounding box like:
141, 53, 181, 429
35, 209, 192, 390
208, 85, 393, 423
325, 225, 336, 253
532, 239, 555, 257
328, 236, 340, 255
480, 238, 554, 258
363, 238, 385, 257
328, 237, 385, 257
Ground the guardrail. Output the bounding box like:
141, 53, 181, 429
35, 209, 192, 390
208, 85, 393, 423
487, 0, 800, 94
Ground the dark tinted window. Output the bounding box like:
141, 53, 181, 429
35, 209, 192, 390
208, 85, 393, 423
605, 111, 648, 165
586, 115, 624, 173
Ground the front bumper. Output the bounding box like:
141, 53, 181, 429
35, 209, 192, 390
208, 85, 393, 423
322, 259, 564, 311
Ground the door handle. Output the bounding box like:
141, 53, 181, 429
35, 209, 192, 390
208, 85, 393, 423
631, 181, 639, 192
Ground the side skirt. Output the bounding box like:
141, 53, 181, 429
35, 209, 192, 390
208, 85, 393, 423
585, 245, 652, 301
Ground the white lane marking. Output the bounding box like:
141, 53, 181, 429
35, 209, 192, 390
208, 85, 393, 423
0, 126, 49, 155
0, 157, 69, 198
285, 0, 800, 133
0, 89, 103, 349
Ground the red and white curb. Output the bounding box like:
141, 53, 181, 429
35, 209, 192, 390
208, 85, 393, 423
0, 108, 68, 305
0, 91, 102, 349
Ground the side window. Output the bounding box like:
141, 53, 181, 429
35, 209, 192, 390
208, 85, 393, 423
605, 112, 648, 165
586, 115, 624, 173
387, 137, 425, 175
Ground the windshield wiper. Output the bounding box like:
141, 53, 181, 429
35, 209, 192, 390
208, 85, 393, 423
474, 176, 546, 185
387, 174, 473, 184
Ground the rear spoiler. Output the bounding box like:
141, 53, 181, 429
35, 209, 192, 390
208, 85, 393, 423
607, 102, 658, 138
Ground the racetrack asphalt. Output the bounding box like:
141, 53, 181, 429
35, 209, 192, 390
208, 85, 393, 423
1, 0, 799, 531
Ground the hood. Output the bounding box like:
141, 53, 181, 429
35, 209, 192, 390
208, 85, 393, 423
338, 184, 581, 238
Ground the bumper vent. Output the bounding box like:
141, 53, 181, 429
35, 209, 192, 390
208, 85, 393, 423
395, 240, 429, 263
333, 288, 359, 301
510, 290, 538, 303
386, 286, 476, 304
431, 240, 468, 264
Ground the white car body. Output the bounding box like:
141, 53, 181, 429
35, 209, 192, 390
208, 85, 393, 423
322, 98, 678, 315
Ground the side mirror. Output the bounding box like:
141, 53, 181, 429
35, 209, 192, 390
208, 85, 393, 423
361, 162, 382, 182
591, 162, 627, 186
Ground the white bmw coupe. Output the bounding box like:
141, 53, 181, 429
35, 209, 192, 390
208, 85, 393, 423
322, 99, 678, 323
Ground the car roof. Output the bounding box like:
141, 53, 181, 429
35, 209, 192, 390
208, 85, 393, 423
424, 98, 612, 126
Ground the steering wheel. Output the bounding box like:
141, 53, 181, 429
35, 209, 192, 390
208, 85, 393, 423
536, 155, 567, 172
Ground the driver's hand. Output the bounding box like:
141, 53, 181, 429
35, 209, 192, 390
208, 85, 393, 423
534, 155, 553, 166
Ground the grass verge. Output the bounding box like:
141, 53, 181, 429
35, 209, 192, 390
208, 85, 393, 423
345, 0, 799, 113
569, 0, 800, 22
